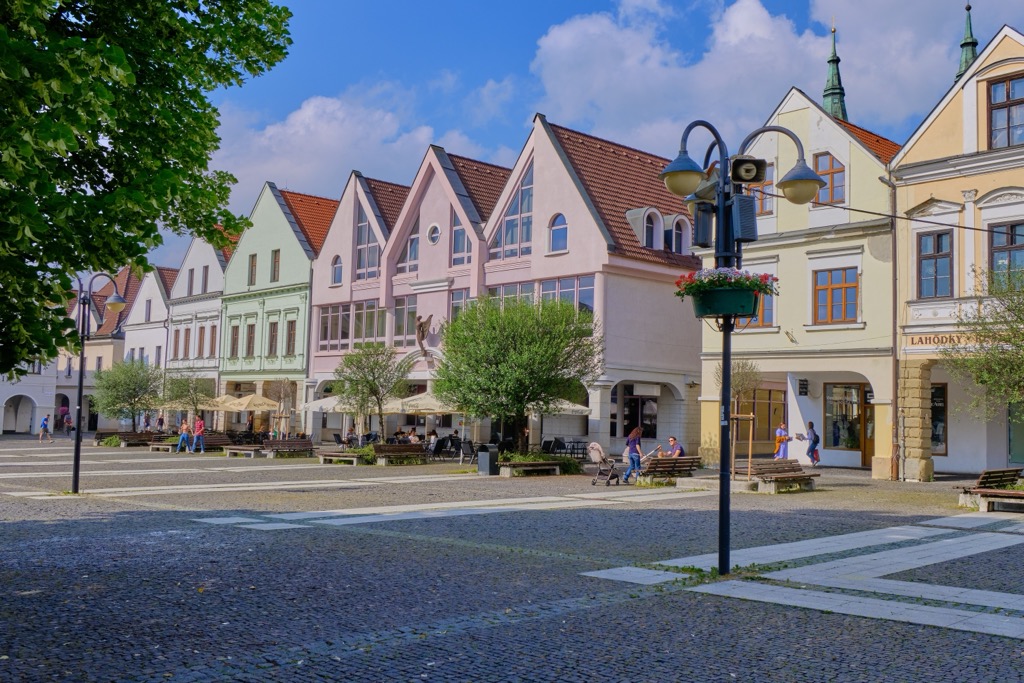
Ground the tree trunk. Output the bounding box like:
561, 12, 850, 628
515, 413, 528, 454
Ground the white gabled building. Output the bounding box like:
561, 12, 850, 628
122, 267, 177, 368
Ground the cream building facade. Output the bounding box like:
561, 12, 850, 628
697, 43, 902, 474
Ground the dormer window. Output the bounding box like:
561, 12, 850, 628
989, 75, 1024, 149
549, 214, 568, 252
489, 162, 533, 260
331, 256, 342, 285
663, 217, 687, 255
397, 224, 419, 273
451, 209, 471, 266
355, 204, 379, 280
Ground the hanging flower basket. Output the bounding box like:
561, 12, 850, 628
675, 268, 779, 319
690, 289, 760, 318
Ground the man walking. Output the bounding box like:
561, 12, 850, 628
39, 414, 54, 443
192, 416, 206, 454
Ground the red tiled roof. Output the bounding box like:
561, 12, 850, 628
364, 177, 410, 232
834, 118, 901, 164
447, 154, 512, 223
94, 266, 143, 336
155, 267, 178, 296
212, 224, 241, 262
547, 122, 699, 268
279, 190, 340, 256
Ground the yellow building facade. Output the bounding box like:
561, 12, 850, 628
892, 25, 1024, 478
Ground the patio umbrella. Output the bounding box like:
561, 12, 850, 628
400, 391, 456, 415
225, 394, 280, 411
532, 399, 591, 416
301, 396, 349, 413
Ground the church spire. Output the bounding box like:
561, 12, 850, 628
956, 4, 979, 82
823, 24, 848, 121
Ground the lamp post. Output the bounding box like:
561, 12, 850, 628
661, 122, 824, 575
72, 273, 127, 494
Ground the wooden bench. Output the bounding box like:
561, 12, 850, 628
264, 439, 315, 458
637, 456, 702, 484
150, 433, 232, 453
964, 468, 1024, 511
498, 461, 562, 477
733, 459, 819, 493
316, 449, 361, 465
373, 443, 428, 466
93, 431, 149, 447
225, 445, 265, 458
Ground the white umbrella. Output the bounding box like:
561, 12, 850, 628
533, 399, 591, 416
226, 394, 280, 411
302, 396, 349, 413
400, 391, 456, 415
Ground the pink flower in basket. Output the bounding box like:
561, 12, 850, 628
674, 268, 779, 301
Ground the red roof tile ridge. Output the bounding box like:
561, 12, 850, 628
833, 118, 902, 163
446, 153, 512, 173
279, 189, 340, 255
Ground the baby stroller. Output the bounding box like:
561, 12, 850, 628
588, 442, 620, 486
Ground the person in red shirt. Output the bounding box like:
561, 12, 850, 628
192, 416, 205, 454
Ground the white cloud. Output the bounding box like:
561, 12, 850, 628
213, 86, 441, 213
530, 0, 1024, 155
465, 77, 517, 126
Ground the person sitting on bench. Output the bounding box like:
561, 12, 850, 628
655, 436, 683, 457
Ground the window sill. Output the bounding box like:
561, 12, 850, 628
736, 325, 779, 335
546, 249, 569, 257
803, 322, 866, 331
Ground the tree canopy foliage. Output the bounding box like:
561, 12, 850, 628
939, 269, 1024, 417
0, 0, 291, 375
332, 343, 414, 435
434, 297, 603, 453
94, 360, 163, 431
163, 370, 216, 418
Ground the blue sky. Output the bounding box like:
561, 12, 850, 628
151, 0, 1024, 266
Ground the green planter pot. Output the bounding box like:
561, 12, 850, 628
690, 289, 760, 318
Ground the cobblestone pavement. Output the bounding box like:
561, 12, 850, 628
1, 436, 1021, 682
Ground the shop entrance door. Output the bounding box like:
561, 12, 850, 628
862, 402, 875, 467
1009, 405, 1024, 465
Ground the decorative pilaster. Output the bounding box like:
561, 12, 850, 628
900, 359, 935, 481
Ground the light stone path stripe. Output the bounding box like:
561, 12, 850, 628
309, 500, 623, 527
690, 581, 1024, 639
918, 511, 1023, 528
655, 525, 948, 572
0, 468, 210, 479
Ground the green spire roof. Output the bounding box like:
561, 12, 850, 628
823, 26, 848, 121
956, 4, 979, 82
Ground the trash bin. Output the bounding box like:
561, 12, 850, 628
478, 444, 500, 476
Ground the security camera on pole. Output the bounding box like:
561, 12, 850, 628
660, 122, 825, 575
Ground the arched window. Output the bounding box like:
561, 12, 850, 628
549, 214, 567, 252
644, 213, 656, 248
664, 218, 687, 254
331, 256, 342, 284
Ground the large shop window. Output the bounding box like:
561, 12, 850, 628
610, 384, 657, 439
318, 304, 350, 352
824, 384, 862, 450
931, 384, 947, 455
736, 388, 787, 442
487, 282, 535, 307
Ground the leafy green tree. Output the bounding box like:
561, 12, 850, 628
0, 1, 291, 376
939, 268, 1024, 417
163, 370, 216, 418
332, 343, 414, 436
94, 360, 164, 431
434, 297, 603, 454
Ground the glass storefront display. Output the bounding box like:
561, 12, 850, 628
824, 384, 862, 450
930, 384, 947, 455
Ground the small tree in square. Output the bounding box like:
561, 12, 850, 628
94, 360, 164, 431
163, 370, 216, 419
434, 297, 603, 454
332, 343, 414, 436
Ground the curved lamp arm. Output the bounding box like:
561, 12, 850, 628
737, 125, 825, 205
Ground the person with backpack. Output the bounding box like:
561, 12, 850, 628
806, 420, 821, 466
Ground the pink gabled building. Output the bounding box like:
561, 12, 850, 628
307, 115, 703, 454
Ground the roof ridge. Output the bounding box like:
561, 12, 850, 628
278, 188, 338, 202
547, 122, 671, 164
446, 153, 513, 172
